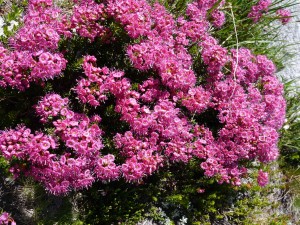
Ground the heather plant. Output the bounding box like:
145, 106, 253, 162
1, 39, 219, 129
0, 0, 296, 224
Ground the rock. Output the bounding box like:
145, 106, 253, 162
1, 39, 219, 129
277, 2, 300, 84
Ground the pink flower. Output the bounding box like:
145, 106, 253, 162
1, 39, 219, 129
248, 0, 272, 23
0, 212, 16, 225
197, 188, 205, 193
211, 10, 226, 28
257, 170, 269, 187
276, 9, 291, 24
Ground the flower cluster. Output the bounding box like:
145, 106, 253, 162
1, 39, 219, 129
211, 9, 226, 28
257, 169, 269, 187
201, 36, 228, 74
35, 93, 69, 123
248, 0, 272, 23
276, 9, 292, 24
106, 0, 152, 39
248, 0, 292, 25
0, 0, 287, 194
74, 55, 125, 106
1, 94, 113, 194
0, 0, 68, 91
0, 212, 16, 225
70, 0, 109, 41
0, 49, 66, 90
11, 0, 71, 50
200, 0, 226, 28
180, 87, 211, 114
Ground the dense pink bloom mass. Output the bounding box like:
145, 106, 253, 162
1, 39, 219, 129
0, 0, 286, 195
0, 0, 68, 90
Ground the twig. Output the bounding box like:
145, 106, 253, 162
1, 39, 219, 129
229, 3, 239, 101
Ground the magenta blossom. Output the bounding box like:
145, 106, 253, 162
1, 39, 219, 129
257, 170, 269, 187
276, 9, 291, 24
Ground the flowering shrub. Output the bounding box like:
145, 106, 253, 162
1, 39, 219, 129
0, 0, 287, 196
